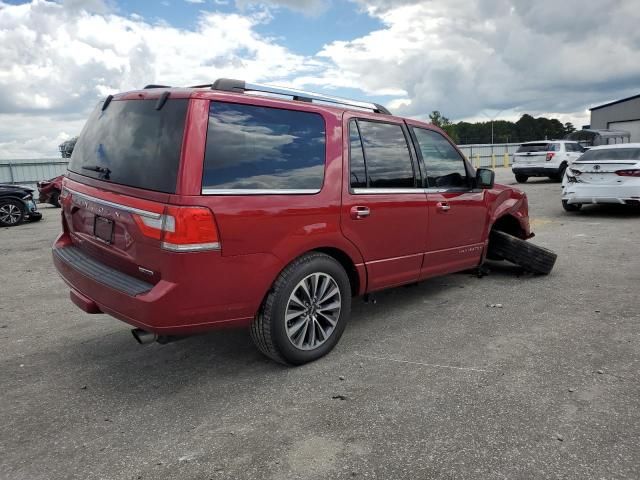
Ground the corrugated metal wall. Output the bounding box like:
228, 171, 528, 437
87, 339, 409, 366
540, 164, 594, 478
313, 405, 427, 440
0, 159, 69, 191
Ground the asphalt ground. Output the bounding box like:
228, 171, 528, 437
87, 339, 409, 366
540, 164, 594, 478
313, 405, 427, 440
1, 169, 639, 479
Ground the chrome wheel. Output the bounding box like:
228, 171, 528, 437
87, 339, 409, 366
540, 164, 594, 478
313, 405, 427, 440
0, 203, 22, 225
285, 272, 342, 351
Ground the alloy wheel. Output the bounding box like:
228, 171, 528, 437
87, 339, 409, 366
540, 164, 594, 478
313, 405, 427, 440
284, 272, 342, 351
0, 203, 22, 225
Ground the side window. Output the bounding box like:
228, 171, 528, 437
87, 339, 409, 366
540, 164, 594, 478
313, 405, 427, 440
412, 128, 468, 189
349, 120, 367, 188
356, 120, 415, 188
202, 101, 326, 191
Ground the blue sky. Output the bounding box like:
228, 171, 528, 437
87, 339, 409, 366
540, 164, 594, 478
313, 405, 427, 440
1, 0, 639, 158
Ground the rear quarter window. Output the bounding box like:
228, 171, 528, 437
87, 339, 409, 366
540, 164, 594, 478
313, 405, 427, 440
202, 101, 326, 192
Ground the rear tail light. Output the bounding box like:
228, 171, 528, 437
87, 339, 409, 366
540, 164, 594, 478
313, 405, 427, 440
133, 206, 221, 252
615, 169, 640, 177
546, 152, 555, 161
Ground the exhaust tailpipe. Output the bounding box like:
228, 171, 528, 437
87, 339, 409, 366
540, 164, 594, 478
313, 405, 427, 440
131, 328, 157, 345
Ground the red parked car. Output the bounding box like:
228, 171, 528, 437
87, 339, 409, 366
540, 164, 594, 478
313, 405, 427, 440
38, 175, 63, 207
53, 79, 556, 364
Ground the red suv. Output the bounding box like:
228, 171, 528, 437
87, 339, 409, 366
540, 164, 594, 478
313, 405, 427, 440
53, 79, 554, 365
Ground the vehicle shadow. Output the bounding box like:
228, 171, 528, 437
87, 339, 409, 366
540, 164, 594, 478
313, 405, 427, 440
53, 265, 534, 394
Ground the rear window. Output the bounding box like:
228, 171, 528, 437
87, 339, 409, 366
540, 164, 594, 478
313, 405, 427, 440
516, 143, 559, 153
69, 99, 188, 193
578, 148, 640, 161
202, 101, 326, 192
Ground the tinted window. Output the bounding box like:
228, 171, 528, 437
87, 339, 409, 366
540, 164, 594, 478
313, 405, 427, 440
412, 128, 468, 188
349, 120, 367, 188
516, 143, 558, 153
69, 99, 188, 193
202, 102, 325, 191
578, 148, 640, 161
357, 120, 415, 188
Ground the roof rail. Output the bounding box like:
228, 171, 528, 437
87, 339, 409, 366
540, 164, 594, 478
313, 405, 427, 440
144, 84, 171, 89
195, 78, 391, 115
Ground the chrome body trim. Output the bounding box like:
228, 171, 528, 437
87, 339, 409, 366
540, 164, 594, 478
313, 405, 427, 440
201, 188, 320, 195
64, 187, 162, 219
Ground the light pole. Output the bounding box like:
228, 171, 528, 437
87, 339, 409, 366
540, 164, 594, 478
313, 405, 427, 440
480, 108, 509, 144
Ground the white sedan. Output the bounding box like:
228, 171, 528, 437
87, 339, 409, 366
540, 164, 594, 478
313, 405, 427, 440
562, 143, 640, 212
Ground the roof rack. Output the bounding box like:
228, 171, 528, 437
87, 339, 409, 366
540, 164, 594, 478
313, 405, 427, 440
191, 78, 391, 115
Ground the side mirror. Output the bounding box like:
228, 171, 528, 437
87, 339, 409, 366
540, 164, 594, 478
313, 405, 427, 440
475, 168, 495, 189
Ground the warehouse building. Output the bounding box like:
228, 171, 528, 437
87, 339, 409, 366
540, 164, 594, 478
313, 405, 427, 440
590, 93, 640, 142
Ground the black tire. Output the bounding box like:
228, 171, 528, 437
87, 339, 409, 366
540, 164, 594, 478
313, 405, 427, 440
50, 191, 60, 208
250, 252, 352, 365
488, 230, 557, 275
552, 164, 567, 182
0, 199, 25, 227
515, 174, 528, 183
562, 200, 582, 212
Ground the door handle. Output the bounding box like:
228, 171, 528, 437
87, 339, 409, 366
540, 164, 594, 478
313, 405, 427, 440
350, 206, 370, 219
436, 201, 450, 212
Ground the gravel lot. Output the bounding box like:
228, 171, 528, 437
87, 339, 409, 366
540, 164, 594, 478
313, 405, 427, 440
2, 169, 639, 480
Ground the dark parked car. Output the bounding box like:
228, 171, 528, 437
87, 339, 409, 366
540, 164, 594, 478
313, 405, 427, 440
37, 175, 64, 207
0, 184, 42, 227
53, 79, 556, 365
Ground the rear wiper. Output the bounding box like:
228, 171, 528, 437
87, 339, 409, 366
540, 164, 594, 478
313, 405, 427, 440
82, 165, 111, 179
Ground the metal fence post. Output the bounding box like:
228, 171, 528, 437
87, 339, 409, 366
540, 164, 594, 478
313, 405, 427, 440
8, 162, 15, 183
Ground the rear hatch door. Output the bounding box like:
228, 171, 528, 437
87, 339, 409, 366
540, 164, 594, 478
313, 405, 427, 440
514, 142, 555, 166
62, 96, 189, 282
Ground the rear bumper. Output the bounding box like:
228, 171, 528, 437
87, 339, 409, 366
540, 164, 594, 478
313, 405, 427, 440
52, 237, 281, 335
512, 166, 562, 177
562, 184, 640, 205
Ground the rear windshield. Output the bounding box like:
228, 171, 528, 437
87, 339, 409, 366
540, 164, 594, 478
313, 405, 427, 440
69, 99, 188, 193
578, 148, 640, 162
516, 143, 559, 153
202, 101, 326, 191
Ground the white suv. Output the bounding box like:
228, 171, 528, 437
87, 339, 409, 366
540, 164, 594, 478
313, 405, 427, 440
512, 141, 585, 183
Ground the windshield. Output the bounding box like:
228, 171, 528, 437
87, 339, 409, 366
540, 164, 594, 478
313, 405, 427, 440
69, 99, 188, 193
578, 148, 640, 162
516, 143, 559, 153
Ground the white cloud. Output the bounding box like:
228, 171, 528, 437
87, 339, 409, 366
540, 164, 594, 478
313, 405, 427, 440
318, 0, 640, 122
1, 0, 639, 159
0, 0, 319, 158
184, 0, 205, 4
234, 0, 329, 15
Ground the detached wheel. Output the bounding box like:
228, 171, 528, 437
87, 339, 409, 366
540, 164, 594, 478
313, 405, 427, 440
0, 199, 25, 227
515, 174, 528, 183
250, 252, 351, 365
562, 200, 582, 212
488, 230, 557, 275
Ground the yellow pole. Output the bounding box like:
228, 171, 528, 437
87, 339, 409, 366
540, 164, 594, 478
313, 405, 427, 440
491, 154, 496, 169
503, 152, 509, 168
474, 154, 480, 168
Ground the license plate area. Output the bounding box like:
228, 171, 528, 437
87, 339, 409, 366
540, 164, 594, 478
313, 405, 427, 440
94, 216, 114, 244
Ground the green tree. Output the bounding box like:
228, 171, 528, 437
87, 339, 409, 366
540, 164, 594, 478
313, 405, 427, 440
429, 110, 458, 141
564, 122, 576, 135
